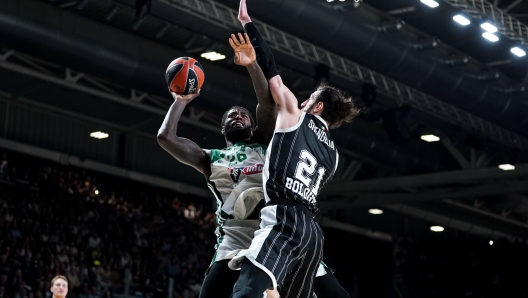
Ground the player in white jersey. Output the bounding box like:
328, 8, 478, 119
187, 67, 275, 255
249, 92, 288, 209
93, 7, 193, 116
158, 46, 278, 297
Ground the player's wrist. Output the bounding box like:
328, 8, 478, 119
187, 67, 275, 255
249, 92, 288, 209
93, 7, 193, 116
245, 60, 258, 69
240, 19, 252, 26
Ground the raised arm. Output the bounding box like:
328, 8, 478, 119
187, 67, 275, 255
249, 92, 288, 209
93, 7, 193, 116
237, 0, 301, 130
157, 91, 211, 178
229, 32, 276, 140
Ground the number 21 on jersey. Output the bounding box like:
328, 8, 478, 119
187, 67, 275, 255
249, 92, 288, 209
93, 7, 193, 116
285, 150, 326, 203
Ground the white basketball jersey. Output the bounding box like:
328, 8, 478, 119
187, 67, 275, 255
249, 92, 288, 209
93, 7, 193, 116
205, 141, 267, 225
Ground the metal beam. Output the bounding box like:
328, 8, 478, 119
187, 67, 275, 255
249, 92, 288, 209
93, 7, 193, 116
443, 199, 528, 230
0, 137, 211, 197
441, 138, 471, 169
385, 204, 512, 238
322, 163, 528, 195
156, 0, 528, 151
319, 181, 528, 207
442, 0, 528, 47
504, 0, 524, 12
317, 217, 392, 242
0, 51, 220, 134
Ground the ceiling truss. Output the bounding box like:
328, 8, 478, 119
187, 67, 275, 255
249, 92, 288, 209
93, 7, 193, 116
157, 0, 528, 151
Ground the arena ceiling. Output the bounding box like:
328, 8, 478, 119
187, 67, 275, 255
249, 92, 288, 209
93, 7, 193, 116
1, 0, 528, 240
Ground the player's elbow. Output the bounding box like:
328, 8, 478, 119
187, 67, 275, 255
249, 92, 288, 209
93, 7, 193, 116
156, 131, 170, 147
268, 76, 283, 94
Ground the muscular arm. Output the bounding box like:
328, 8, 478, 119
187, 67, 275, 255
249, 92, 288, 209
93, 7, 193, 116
237, 0, 299, 130
157, 95, 211, 178
269, 75, 302, 130
246, 61, 276, 141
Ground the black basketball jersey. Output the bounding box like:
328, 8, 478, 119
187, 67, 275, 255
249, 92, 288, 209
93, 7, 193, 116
263, 112, 339, 215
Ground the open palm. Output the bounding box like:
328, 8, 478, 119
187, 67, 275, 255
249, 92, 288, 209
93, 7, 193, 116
229, 33, 256, 67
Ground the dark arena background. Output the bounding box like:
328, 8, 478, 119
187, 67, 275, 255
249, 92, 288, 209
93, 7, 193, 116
1, 0, 528, 297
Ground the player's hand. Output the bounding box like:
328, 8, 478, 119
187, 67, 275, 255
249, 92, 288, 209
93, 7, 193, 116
170, 89, 200, 104
238, 0, 251, 25
229, 33, 256, 67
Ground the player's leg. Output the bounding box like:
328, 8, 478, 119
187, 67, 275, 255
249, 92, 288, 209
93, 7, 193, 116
230, 204, 304, 297
279, 218, 324, 298
199, 260, 240, 298
232, 259, 273, 298
314, 273, 351, 298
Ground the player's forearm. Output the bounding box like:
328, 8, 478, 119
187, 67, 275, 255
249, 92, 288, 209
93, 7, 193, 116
247, 62, 274, 110
157, 99, 187, 141
244, 22, 279, 82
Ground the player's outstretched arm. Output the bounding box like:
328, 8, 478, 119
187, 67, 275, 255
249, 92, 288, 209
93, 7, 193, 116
157, 91, 211, 177
229, 32, 276, 141
237, 0, 299, 129
269, 75, 302, 129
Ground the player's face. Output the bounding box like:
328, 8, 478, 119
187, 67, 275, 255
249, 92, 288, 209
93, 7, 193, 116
50, 279, 68, 297
223, 108, 252, 141
301, 91, 321, 113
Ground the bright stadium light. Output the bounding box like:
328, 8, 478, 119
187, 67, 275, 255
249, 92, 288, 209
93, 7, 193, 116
95, 190, 99, 195
498, 164, 515, 171
90, 131, 109, 139
421, 134, 440, 142
482, 32, 499, 42
420, 0, 439, 8
200, 52, 226, 61
511, 47, 526, 57
430, 226, 444, 232
453, 14, 471, 26
489, 240, 494, 245
368, 209, 383, 215
481, 22, 498, 33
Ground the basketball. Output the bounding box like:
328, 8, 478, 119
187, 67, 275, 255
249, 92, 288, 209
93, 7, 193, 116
165, 57, 205, 95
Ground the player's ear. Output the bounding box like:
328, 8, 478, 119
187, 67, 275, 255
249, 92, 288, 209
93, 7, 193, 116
221, 126, 225, 135
313, 101, 324, 114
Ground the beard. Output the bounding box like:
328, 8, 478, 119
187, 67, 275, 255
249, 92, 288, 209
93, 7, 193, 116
224, 124, 252, 143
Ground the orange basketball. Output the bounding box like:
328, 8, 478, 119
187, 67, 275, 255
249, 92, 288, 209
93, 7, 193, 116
165, 57, 205, 95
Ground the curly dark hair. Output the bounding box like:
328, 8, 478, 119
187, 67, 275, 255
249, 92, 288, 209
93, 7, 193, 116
314, 82, 360, 129
221, 106, 256, 129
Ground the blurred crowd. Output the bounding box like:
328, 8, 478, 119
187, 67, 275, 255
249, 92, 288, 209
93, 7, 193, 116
395, 235, 528, 297
0, 152, 216, 298
2, 150, 528, 298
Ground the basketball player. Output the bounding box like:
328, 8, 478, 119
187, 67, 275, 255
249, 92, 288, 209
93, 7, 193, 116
158, 55, 276, 298
50, 275, 68, 298
158, 18, 349, 298
158, 64, 324, 298
228, 1, 360, 297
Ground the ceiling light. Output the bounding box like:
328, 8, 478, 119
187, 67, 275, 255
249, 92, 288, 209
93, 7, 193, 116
200, 52, 226, 61
90, 131, 109, 139
95, 190, 99, 195
420, 134, 440, 142
482, 32, 499, 42
420, 0, 439, 8
453, 15, 470, 26
480, 22, 498, 33
327, 0, 334, 2
489, 240, 494, 245
498, 164, 515, 170
368, 209, 383, 215
430, 226, 444, 232
511, 47, 526, 57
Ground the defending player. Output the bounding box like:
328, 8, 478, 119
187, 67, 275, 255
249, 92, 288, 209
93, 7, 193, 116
229, 1, 360, 297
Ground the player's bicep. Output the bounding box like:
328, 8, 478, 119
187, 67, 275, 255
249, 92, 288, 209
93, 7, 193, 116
157, 136, 210, 176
